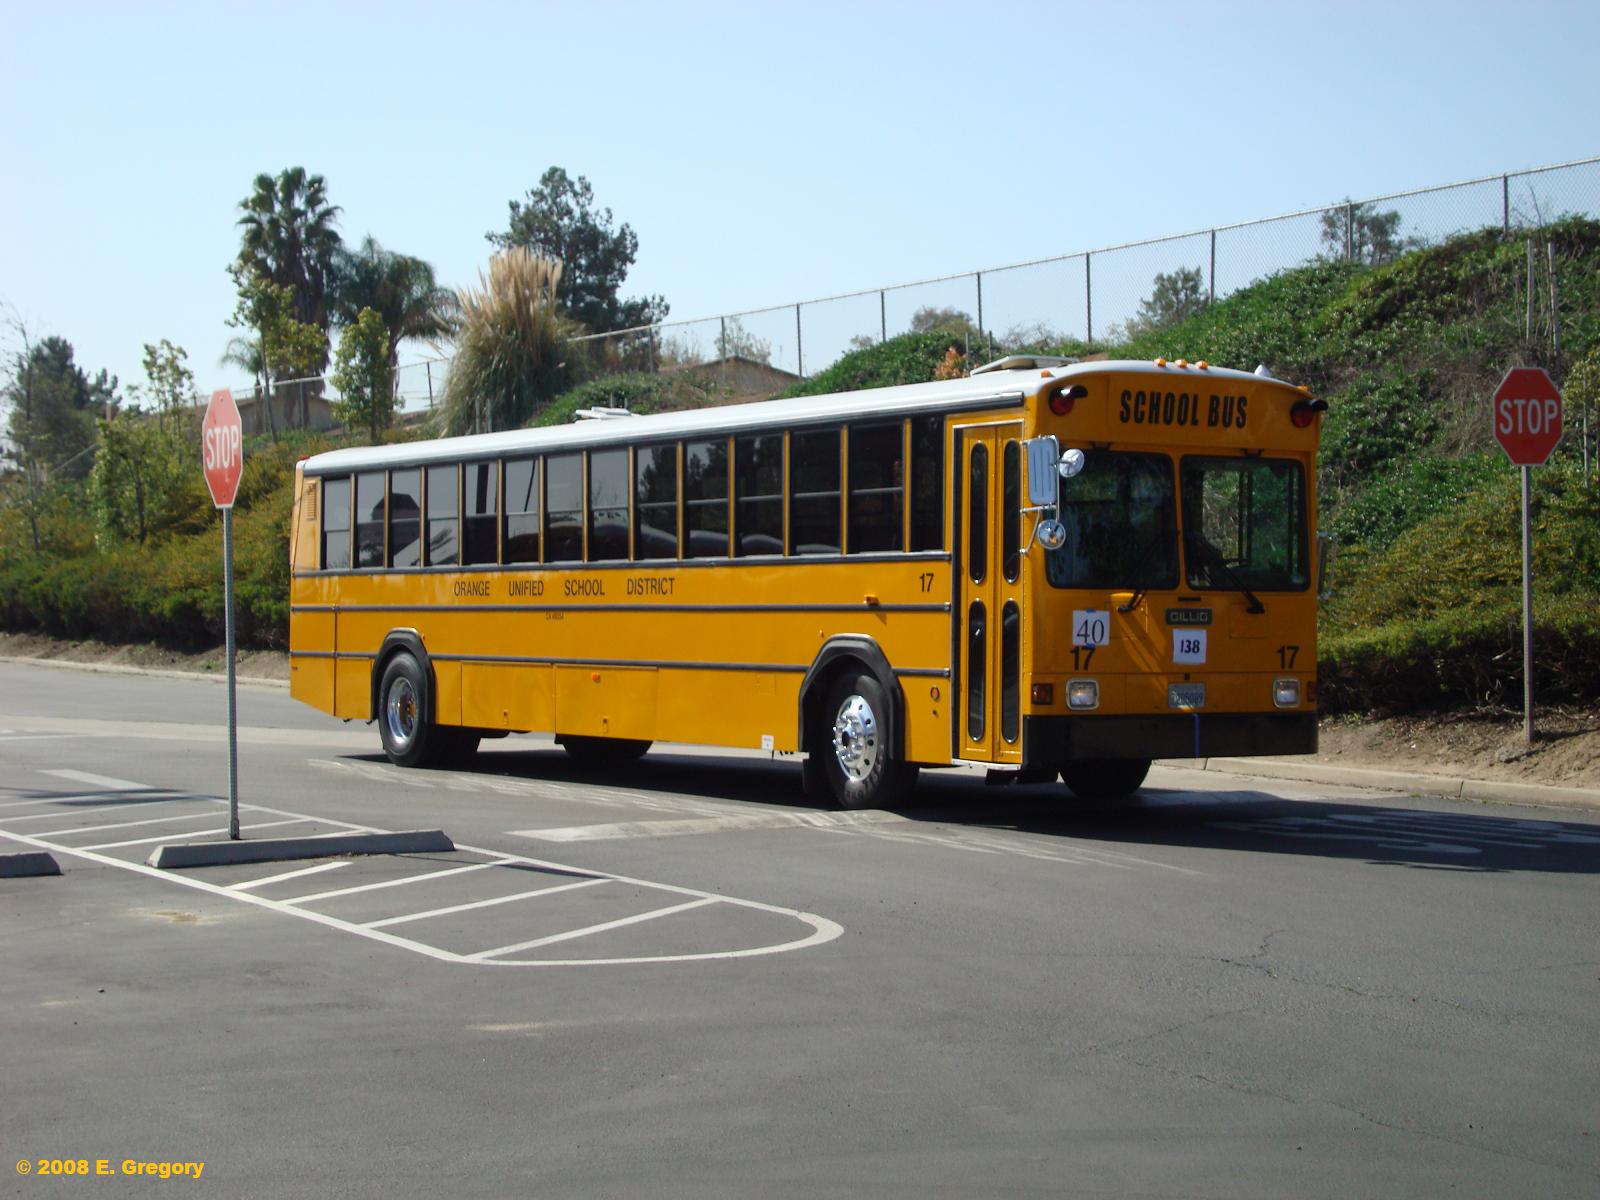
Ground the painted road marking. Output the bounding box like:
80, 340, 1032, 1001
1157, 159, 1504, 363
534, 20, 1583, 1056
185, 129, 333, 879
511, 809, 907, 843
284, 860, 508, 905
33, 809, 229, 838
78, 817, 311, 851
229, 861, 351, 891
0, 776, 842, 968
0, 799, 195, 822
363, 876, 609, 929
40, 769, 154, 791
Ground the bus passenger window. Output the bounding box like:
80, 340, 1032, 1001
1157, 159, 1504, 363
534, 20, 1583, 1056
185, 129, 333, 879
790, 428, 840, 555
1002, 441, 1020, 583
588, 448, 629, 561
389, 469, 421, 568
503, 458, 539, 563
426, 464, 458, 567
546, 453, 583, 561
463, 462, 497, 565
848, 422, 904, 553
684, 438, 729, 558
321, 476, 350, 569
967, 444, 987, 583
355, 471, 385, 568
735, 433, 783, 556
634, 444, 678, 560
910, 416, 944, 551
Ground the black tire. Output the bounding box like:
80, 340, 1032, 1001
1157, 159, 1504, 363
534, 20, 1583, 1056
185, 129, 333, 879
558, 735, 652, 764
377, 651, 444, 768
818, 670, 918, 810
1060, 758, 1151, 800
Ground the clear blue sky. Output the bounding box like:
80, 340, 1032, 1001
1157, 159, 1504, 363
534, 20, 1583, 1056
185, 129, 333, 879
3, 0, 1596, 400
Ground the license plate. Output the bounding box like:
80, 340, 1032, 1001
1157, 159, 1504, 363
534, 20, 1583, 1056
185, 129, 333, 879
1166, 608, 1212, 626
1168, 683, 1206, 709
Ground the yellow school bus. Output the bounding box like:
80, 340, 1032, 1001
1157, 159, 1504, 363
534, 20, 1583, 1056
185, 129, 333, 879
288, 356, 1327, 807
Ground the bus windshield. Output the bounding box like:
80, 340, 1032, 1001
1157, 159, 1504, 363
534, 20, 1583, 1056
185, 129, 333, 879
1045, 451, 1177, 590
1179, 456, 1308, 591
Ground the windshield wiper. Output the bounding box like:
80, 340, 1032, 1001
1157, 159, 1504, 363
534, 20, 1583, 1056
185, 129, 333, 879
1183, 531, 1265, 613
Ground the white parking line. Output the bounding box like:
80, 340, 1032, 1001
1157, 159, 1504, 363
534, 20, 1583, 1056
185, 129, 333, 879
33, 809, 227, 837
0, 799, 191, 822
466, 897, 720, 961
363, 877, 609, 929
40, 769, 154, 791
230, 861, 351, 892
79, 817, 311, 850
512, 809, 908, 843
284, 860, 511, 905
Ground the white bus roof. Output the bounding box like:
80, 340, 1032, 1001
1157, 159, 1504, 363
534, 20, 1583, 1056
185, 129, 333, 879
300, 358, 1286, 475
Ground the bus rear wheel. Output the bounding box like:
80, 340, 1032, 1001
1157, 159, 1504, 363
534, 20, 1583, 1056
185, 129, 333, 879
820, 671, 917, 810
378, 651, 445, 768
558, 735, 652, 764
1060, 758, 1151, 800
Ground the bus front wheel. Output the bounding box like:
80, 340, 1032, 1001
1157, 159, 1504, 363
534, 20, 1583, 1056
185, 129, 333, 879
1060, 758, 1151, 800
378, 651, 444, 768
820, 671, 917, 810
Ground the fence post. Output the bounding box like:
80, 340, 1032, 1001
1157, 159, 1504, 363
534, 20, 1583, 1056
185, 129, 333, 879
975, 272, 984, 339
1502, 174, 1510, 237
425, 361, 434, 408
1209, 229, 1217, 306
1345, 202, 1355, 262
880, 291, 887, 344
1085, 252, 1093, 345
796, 304, 804, 378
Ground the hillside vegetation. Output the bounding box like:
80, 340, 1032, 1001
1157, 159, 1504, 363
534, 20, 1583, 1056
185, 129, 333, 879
3, 222, 1597, 712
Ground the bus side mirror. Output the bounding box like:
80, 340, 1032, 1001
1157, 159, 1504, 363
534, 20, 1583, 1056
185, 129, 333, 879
1024, 438, 1086, 508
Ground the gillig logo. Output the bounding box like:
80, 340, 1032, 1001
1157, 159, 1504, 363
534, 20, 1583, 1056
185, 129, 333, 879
1119, 389, 1249, 429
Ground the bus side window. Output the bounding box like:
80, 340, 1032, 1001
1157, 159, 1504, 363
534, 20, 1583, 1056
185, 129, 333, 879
503, 458, 539, 563
546, 453, 583, 562
848, 422, 904, 553
426, 463, 459, 567
634, 443, 678, 560
463, 461, 498, 565
684, 437, 729, 558
735, 432, 783, 557
389, 468, 422, 568
322, 476, 351, 570
910, 416, 944, 551
588, 448, 629, 562
790, 428, 840, 555
354, 471, 385, 569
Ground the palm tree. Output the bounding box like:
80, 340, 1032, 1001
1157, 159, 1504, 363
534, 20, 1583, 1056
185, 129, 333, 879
437, 248, 573, 435
235, 167, 342, 379
330, 236, 460, 375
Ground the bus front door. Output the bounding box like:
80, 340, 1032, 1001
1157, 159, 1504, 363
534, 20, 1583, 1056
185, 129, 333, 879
954, 422, 1024, 767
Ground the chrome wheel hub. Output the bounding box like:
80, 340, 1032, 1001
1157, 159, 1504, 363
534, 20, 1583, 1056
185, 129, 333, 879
832, 694, 879, 782
385, 677, 417, 749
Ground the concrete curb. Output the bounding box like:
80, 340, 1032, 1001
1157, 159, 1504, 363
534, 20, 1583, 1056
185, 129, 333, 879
1, 851, 63, 878
1179, 756, 1600, 812
146, 830, 454, 870
0, 654, 288, 690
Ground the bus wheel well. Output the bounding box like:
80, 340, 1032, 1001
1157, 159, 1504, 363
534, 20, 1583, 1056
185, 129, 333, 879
369, 630, 432, 724
798, 638, 904, 763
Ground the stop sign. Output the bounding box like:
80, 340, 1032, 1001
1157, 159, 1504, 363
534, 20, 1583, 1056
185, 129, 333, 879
202, 388, 244, 508
1493, 367, 1563, 466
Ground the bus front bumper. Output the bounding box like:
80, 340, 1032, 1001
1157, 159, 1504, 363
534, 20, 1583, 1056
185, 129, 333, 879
1023, 712, 1318, 765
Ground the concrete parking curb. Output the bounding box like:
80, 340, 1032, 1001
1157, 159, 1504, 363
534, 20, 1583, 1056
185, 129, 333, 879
1182, 757, 1600, 812
0, 654, 288, 689
146, 830, 455, 870
1, 851, 63, 878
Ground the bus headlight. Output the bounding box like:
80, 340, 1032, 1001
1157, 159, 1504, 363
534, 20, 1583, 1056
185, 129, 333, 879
1273, 677, 1301, 707
1067, 680, 1099, 710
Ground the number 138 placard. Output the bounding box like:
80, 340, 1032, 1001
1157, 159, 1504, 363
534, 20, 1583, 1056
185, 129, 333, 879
1173, 629, 1207, 664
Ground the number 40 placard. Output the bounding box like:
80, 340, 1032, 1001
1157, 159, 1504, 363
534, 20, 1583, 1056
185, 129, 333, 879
1173, 629, 1207, 664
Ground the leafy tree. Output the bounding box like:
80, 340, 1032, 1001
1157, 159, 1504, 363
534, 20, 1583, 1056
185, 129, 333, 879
330, 236, 458, 375
3, 331, 115, 481
235, 167, 343, 376
714, 317, 771, 364
438, 248, 576, 434
910, 306, 979, 337
227, 266, 329, 435
1320, 199, 1417, 266
487, 166, 667, 333
1123, 265, 1210, 338
330, 308, 396, 443
90, 339, 201, 545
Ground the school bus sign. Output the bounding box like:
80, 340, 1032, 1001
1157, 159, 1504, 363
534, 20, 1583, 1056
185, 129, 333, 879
1493, 367, 1562, 466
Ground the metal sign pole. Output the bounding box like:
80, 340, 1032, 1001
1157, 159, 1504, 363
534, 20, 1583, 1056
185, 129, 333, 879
223, 506, 240, 839
1520, 465, 1534, 748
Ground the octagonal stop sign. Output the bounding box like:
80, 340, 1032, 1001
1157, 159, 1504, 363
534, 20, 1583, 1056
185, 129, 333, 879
202, 388, 244, 508
1493, 367, 1563, 466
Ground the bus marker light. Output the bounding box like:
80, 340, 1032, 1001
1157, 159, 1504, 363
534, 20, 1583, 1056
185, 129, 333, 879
1196, 361, 1209, 370
864, 593, 880, 607
930, 686, 941, 702
1290, 398, 1329, 428
1155, 357, 1167, 367
591, 672, 601, 682
1067, 680, 1099, 710
1031, 683, 1054, 705
1176, 359, 1189, 369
